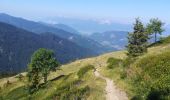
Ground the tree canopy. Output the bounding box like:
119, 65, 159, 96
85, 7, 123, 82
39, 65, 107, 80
27, 48, 59, 93
146, 18, 164, 42
126, 18, 148, 57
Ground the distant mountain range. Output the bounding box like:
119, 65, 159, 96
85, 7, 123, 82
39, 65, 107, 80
0, 22, 95, 75
89, 31, 128, 50
0, 13, 115, 54
43, 16, 132, 34
39, 22, 80, 34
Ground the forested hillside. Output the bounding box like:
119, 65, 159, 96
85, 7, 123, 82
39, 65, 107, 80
0, 13, 115, 54
0, 22, 95, 76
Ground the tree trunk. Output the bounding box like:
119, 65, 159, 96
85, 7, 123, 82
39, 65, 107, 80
155, 33, 157, 43
44, 74, 47, 83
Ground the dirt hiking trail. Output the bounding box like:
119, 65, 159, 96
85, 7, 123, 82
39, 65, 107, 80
94, 70, 128, 100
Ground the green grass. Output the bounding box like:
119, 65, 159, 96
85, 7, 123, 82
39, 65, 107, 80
77, 65, 94, 78
0, 63, 105, 100
129, 51, 170, 100
1, 37, 170, 100
100, 42, 170, 100
0, 49, 125, 100
0, 73, 88, 100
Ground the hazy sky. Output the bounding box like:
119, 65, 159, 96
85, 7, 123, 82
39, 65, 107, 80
0, 0, 170, 24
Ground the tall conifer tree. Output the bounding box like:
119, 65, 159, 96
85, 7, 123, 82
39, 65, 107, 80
127, 18, 148, 57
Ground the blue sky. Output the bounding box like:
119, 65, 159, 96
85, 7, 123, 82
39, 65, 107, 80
0, 0, 170, 24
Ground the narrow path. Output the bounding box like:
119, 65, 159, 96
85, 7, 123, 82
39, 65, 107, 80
94, 70, 128, 100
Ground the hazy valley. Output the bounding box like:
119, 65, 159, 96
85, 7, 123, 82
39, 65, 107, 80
0, 1, 170, 100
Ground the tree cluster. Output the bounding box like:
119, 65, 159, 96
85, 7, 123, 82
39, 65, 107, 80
127, 18, 164, 57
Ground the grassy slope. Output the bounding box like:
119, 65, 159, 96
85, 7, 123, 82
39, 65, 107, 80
1, 51, 124, 99
0, 37, 170, 100
99, 38, 170, 99
0, 67, 106, 100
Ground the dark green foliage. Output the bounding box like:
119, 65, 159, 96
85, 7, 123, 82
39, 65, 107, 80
120, 71, 127, 79
107, 57, 122, 69
127, 18, 148, 57
77, 65, 94, 78
131, 95, 143, 100
146, 18, 164, 43
27, 48, 59, 94
30, 48, 59, 83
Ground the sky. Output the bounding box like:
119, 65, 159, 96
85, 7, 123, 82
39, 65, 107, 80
0, 0, 170, 24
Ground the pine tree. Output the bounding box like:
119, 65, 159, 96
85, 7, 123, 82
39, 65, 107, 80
127, 18, 148, 57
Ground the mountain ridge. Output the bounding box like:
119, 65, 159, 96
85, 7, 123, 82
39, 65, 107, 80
89, 31, 128, 50
0, 13, 115, 54
0, 21, 95, 75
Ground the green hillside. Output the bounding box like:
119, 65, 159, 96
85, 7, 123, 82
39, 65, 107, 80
100, 38, 170, 100
0, 37, 170, 100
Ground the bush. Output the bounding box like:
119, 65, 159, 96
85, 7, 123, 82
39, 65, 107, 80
15, 74, 24, 81
131, 95, 143, 100
77, 65, 94, 78
107, 57, 122, 69
123, 57, 136, 67
120, 71, 127, 79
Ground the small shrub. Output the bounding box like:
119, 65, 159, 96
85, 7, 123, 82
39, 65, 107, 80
15, 74, 24, 81
107, 57, 122, 69
131, 95, 143, 100
120, 71, 127, 79
123, 57, 136, 67
77, 65, 94, 78
3, 80, 11, 87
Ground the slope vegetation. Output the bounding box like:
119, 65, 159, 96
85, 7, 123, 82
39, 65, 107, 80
100, 38, 170, 100
0, 37, 170, 100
